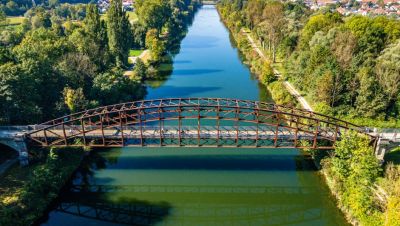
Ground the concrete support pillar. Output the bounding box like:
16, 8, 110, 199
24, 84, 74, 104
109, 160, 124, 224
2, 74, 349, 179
14, 138, 29, 166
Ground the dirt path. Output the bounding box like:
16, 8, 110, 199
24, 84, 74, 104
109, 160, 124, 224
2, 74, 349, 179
244, 31, 313, 112
124, 50, 150, 76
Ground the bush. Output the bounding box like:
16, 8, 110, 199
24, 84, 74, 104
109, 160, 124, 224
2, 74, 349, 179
259, 61, 275, 85
268, 81, 295, 106
321, 131, 382, 225
0, 147, 85, 226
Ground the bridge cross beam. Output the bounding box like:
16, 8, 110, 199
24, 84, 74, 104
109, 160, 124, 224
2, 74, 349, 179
178, 103, 182, 146
158, 103, 163, 147
119, 111, 125, 146
255, 108, 259, 148
197, 105, 201, 146
274, 110, 280, 147
216, 105, 220, 147
312, 120, 320, 149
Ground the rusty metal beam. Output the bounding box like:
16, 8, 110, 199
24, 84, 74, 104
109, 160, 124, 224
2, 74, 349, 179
25, 98, 373, 150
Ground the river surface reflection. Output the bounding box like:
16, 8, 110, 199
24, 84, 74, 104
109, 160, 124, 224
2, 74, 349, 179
39, 5, 349, 226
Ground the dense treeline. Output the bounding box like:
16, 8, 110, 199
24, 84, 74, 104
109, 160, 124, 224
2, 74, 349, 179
218, 1, 400, 225
322, 132, 400, 225
0, 0, 89, 16
0, 0, 199, 125
285, 14, 400, 126
133, 0, 199, 63
218, 0, 400, 127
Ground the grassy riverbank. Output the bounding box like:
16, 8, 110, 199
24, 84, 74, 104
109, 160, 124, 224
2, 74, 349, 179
218, 14, 296, 107
0, 147, 86, 226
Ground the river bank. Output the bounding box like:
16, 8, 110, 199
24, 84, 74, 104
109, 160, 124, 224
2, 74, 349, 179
217, 12, 297, 108
216, 4, 400, 225
0, 147, 86, 226
215, 5, 366, 226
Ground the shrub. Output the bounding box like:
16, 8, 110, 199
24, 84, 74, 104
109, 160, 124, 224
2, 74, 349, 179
259, 61, 275, 85
268, 81, 295, 106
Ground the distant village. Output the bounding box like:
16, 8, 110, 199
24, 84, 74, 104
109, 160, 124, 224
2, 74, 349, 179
96, 0, 400, 18
97, 0, 134, 13
302, 0, 400, 17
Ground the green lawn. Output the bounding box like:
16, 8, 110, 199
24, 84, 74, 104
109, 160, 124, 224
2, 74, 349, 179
100, 11, 138, 23
129, 49, 143, 57
0, 16, 25, 27
7, 16, 24, 25
127, 11, 138, 22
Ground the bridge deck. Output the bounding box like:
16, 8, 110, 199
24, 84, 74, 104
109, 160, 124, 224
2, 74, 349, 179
26, 126, 338, 149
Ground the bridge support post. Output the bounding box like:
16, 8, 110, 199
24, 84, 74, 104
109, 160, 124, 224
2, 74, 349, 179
16, 138, 29, 166
1, 135, 29, 166
374, 137, 399, 163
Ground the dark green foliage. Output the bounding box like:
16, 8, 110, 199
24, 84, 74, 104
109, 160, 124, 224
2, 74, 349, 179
321, 131, 382, 225
0, 3, 154, 125
134, 58, 147, 80
106, 0, 132, 67
0, 147, 85, 226
91, 69, 146, 105
131, 22, 147, 49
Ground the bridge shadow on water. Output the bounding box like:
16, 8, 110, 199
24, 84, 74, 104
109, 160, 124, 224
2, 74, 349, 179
88, 147, 318, 172
38, 192, 172, 226
36, 150, 345, 226
96, 154, 318, 172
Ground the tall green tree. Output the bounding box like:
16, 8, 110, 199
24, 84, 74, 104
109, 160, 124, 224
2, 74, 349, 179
135, 0, 171, 34
106, 0, 132, 67
84, 4, 110, 71
13, 28, 67, 121
375, 40, 400, 114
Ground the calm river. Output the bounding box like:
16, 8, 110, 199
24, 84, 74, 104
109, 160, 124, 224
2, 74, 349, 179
40, 5, 349, 226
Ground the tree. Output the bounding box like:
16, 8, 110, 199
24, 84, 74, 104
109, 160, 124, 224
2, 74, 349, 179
13, 28, 67, 121
321, 131, 381, 223
63, 87, 88, 113
30, 8, 52, 29
245, 0, 264, 29
0, 9, 7, 27
135, 0, 171, 34
106, 0, 132, 67
355, 67, 387, 118
299, 13, 341, 49
131, 22, 147, 49
57, 52, 97, 93
0, 63, 40, 124
145, 29, 165, 62
261, 1, 285, 62
330, 30, 357, 70
91, 69, 146, 105
83, 4, 110, 71
316, 71, 334, 106
133, 58, 147, 80
259, 61, 275, 85
375, 40, 400, 112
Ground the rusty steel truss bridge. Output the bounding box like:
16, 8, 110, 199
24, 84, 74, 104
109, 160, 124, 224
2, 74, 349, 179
23, 98, 376, 150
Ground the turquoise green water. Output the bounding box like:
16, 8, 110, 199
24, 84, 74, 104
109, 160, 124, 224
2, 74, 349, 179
40, 6, 349, 226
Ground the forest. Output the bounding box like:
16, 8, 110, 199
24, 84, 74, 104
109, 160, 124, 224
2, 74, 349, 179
0, 0, 199, 125
219, 0, 400, 127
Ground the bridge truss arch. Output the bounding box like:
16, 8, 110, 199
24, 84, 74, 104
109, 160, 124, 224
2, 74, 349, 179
26, 98, 376, 149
